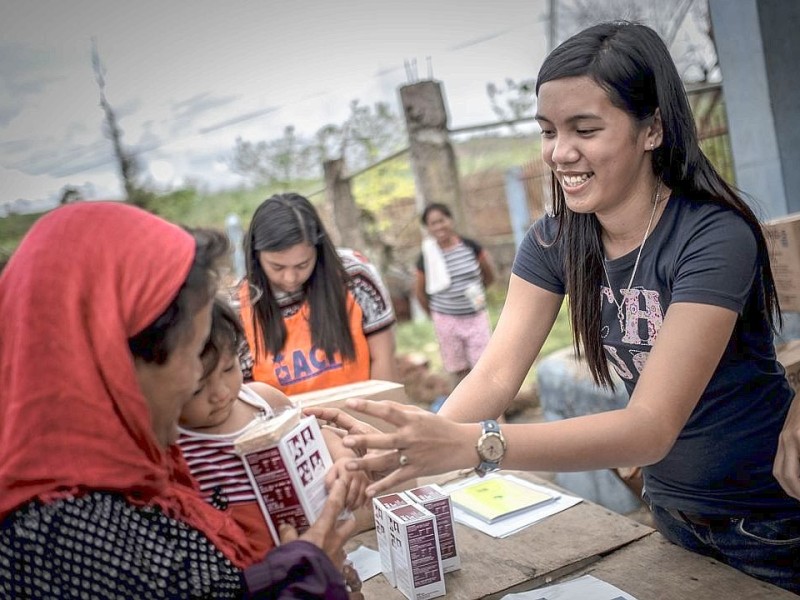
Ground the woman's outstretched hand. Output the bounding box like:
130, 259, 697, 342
306, 405, 407, 483
279, 479, 355, 569
774, 396, 800, 500
307, 400, 480, 497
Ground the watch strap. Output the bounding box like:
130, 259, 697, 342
475, 419, 504, 477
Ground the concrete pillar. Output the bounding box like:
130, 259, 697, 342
504, 166, 531, 250
710, 0, 800, 338
323, 158, 366, 251
709, 0, 800, 219
225, 213, 246, 280
398, 80, 467, 233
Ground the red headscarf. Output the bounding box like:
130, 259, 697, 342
0, 202, 259, 568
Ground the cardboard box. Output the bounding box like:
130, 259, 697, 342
764, 213, 800, 312
235, 411, 334, 545
777, 339, 800, 391
387, 503, 445, 600
373, 492, 412, 587
405, 484, 460, 573
288, 379, 409, 432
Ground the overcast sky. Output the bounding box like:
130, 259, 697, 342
1, 0, 557, 207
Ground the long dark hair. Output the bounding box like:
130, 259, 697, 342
244, 193, 354, 362
536, 21, 781, 388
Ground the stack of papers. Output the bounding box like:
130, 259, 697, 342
450, 476, 559, 523
501, 574, 639, 599
444, 473, 582, 538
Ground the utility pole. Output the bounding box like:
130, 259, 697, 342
548, 0, 558, 51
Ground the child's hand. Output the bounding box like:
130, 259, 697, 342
327, 456, 370, 510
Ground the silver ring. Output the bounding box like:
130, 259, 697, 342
398, 453, 410, 467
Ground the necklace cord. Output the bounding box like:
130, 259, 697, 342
602, 181, 662, 332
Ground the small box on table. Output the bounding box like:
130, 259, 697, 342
387, 503, 445, 600
405, 484, 460, 573
373, 492, 412, 587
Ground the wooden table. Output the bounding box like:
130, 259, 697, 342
351, 471, 651, 599
551, 532, 797, 600
351, 472, 795, 599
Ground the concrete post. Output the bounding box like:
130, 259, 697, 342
398, 80, 467, 233
225, 213, 246, 281
504, 166, 531, 250
323, 158, 366, 251
710, 0, 800, 338
709, 0, 800, 219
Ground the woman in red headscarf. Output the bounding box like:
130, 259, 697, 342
0, 202, 353, 598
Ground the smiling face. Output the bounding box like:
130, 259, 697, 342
179, 344, 243, 431
258, 242, 317, 295
536, 75, 659, 218
424, 209, 456, 246
134, 302, 212, 447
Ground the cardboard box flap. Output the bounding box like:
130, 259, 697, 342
289, 379, 406, 407
288, 379, 409, 432
234, 408, 301, 453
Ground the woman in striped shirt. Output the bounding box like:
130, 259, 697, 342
415, 202, 497, 388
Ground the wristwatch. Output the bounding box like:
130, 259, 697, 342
475, 419, 507, 477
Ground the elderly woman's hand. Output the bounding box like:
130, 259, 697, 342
278, 479, 355, 569
311, 399, 480, 497
774, 396, 800, 500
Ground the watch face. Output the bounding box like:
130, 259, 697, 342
479, 433, 505, 461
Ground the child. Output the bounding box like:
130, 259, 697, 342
177, 298, 369, 558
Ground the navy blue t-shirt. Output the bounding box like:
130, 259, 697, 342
513, 195, 798, 515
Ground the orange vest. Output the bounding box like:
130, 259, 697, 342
241, 292, 371, 395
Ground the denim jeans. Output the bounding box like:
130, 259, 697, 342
643, 494, 800, 594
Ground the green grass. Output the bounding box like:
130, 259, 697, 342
0, 212, 44, 261
454, 134, 539, 176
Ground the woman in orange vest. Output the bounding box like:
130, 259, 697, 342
239, 193, 398, 395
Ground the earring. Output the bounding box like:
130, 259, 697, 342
650, 141, 656, 150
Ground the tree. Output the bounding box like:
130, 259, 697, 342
339, 100, 405, 170
231, 125, 315, 188
59, 186, 83, 205
554, 0, 714, 78
91, 39, 148, 206
486, 78, 537, 124
230, 101, 404, 186
681, 0, 720, 83
485, 1, 719, 117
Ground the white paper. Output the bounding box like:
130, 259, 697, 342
442, 473, 582, 538
501, 574, 639, 600
346, 545, 383, 582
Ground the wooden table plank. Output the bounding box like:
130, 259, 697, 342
353, 472, 653, 599
547, 533, 797, 600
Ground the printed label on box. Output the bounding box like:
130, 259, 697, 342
373, 492, 411, 587
406, 484, 460, 572
238, 415, 333, 545
388, 504, 445, 600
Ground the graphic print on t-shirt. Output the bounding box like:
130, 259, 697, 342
272, 346, 344, 386
601, 284, 664, 382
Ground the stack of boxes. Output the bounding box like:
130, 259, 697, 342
765, 214, 800, 387
373, 484, 459, 600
